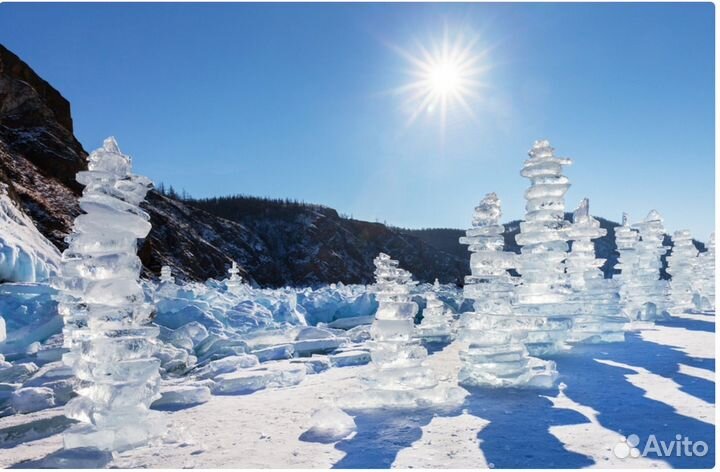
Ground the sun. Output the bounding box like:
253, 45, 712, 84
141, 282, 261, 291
428, 61, 462, 96
393, 28, 488, 131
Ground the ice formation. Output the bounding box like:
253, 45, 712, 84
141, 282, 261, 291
160, 266, 175, 285
615, 213, 641, 319
303, 406, 357, 442
0, 183, 61, 283
514, 140, 573, 355
564, 199, 626, 343
344, 253, 466, 408
54, 137, 162, 451
457, 193, 557, 388
667, 230, 699, 313
693, 233, 715, 311
226, 261, 242, 286
416, 279, 452, 341
626, 210, 670, 320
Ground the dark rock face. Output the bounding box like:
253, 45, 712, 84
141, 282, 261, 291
186, 197, 468, 286
139, 192, 275, 283
0, 44, 86, 248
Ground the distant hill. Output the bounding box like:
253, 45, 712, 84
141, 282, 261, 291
186, 195, 467, 286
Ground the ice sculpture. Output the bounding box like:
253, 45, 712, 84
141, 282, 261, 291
627, 210, 671, 320
156, 266, 178, 299
693, 233, 715, 312
226, 261, 244, 294
344, 253, 466, 408
564, 199, 625, 343
54, 137, 162, 451
160, 266, 175, 285
457, 193, 557, 388
514, 140, 573, 355
667, 230, 699, 313
615, 213, 641, 319
417, 280, 452, 341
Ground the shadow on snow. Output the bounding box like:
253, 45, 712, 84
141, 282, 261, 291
550, 328, 714, 468
328, 316, 714, 468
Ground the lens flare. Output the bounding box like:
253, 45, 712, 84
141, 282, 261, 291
392, 28, 490, 133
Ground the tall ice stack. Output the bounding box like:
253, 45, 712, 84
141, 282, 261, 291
457, 193, 557, 388
55, 138, 163, 451
514, 140, 574, 355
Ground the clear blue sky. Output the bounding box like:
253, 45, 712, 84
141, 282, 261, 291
0, 2, 714, 238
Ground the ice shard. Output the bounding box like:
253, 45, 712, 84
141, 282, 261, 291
54, 137, 162, 451
564, 199, 626, 343
343, 253, 466, 408
667, 230, 699, 313
693, 233, 715, 312
457, 193, 557, 388
514, 140, 573, 355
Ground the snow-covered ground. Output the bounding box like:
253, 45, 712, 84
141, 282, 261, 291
0, 311, 713, 469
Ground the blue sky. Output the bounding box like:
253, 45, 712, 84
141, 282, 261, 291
0, 2, 714, 237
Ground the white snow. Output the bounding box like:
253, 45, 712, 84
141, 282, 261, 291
0, 314, 713, 468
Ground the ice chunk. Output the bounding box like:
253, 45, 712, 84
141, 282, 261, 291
10, 386, 55, 414
292, 327, 346, 356
0, 362, 38, 383
302, 407, 356, 442
53, 137, 163, 452
290, 355, 331, 374
212, 361, 305, 395
151, 385, 211, 410
0, 284, 61, 356
23, 361, 75, 405
457, 193, 558, 388
194, 354, 260, 379
251, 344, 295, 362
212, 369, 276, 395
0, 382, 18, 404
155, 342, 196, 374
329, 350, 371, 368
326, 315, 374, 329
